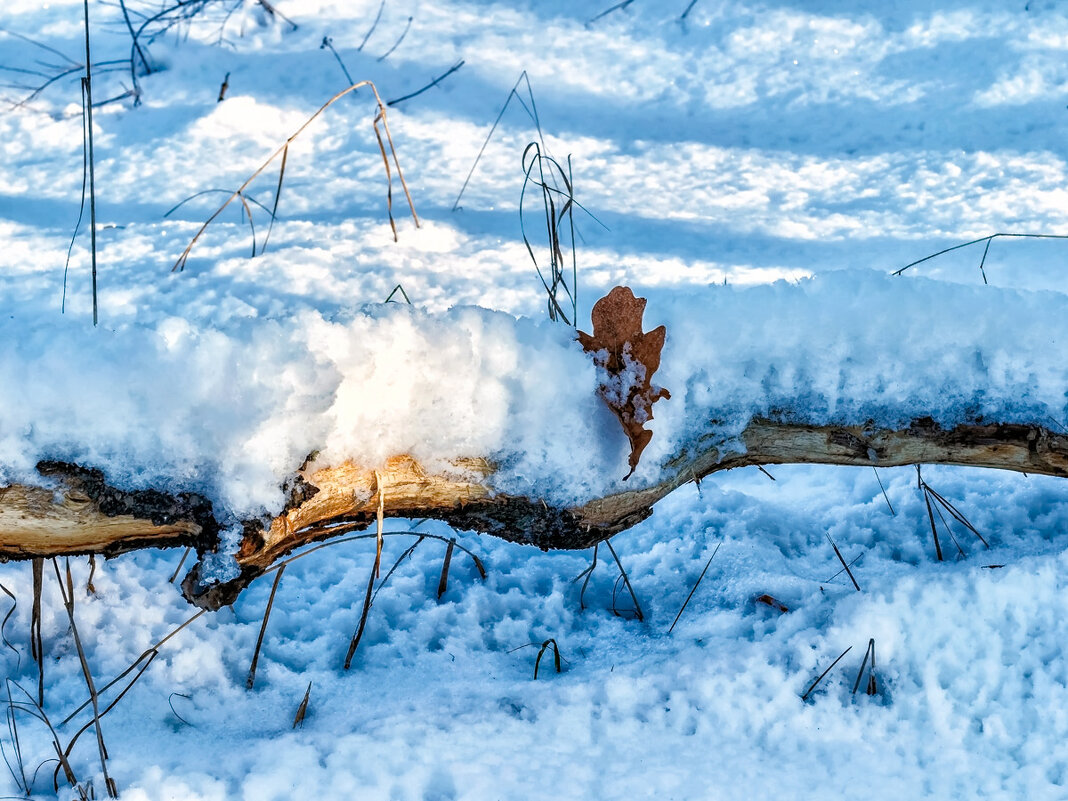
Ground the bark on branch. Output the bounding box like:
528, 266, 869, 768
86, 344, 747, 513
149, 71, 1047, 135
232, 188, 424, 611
2, 417, 1066, 609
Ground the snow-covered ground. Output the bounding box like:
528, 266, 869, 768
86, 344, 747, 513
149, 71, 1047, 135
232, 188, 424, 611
2, 1, 1068, 798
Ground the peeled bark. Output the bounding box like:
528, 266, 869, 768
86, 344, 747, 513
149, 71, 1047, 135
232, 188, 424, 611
2, 417, 1067, 609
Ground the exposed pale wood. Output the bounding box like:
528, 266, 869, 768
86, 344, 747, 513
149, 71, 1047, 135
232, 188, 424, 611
0, 464, 211, 559
3, 418, 1068, 609
574, 418, 1068, 531
240, 455, 495, 572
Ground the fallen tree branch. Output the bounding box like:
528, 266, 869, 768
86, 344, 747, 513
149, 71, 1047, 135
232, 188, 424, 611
2, 417, 1063, 609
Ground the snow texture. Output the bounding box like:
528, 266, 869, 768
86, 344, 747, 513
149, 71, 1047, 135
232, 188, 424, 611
2, 0, 1068, 798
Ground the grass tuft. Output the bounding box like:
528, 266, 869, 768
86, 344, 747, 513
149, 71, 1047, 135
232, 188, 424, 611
533, 639, 562, 679
520, 142, 578, 325
916, 466, 989, 561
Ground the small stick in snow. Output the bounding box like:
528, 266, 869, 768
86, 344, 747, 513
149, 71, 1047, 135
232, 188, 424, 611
344, 557, 377, 670
754, 594, 789, 613
588, 0, 636, 26
668, 542, 720, 633
0, 583, 19, 667
872, 466, 895, 515
293, 682, 312, 729
386, 60, 465, 107
374, 471, 385, 578
30, 560, 44, 707
53, 559, 117, 797
82, 0, 99, 327
437, 538, 455, 600
801, 645, 852, 702
62, 609, 206, 726
916, 466, 988, 561
851, 638, 877, 696
86, 555, 96, 595
384, 284, 412, 304
321, 36, 355, 86
825, 533, 861, 592
168, 693, 193, 726
168, 546, 192, 583
823, 552, 864, 586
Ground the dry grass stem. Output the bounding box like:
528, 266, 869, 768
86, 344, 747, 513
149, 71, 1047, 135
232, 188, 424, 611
168, 546, 193, 584
605, 539, 644, 622
62, 610, 205, 726
293, 682, 312, 728
437, 538, 455, 600
386, 60, 465, 107
892, 231, 1068, 281
246, 565, 286, 689
825, 533, 861, 592
533, 639, 562, 679
52, 559, 115, 797
452, 71, 545, 211
30, 560, 43, 707
172, 80, 418, 272
668, 543, 720, 633
852, 638, 878, 696
801, 645, 852, 702
571, 544, 599, 611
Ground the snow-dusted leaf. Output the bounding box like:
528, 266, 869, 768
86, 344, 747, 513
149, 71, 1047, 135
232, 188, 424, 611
578, 286, 670, 479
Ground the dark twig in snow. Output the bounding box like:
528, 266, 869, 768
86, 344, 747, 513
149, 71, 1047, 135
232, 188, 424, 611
801, 646, 852, 702
321, 37, 355, 86
82, 0, 99, 326
873, 467, 895, 515
357, 0, 385, 51
387, 60, 465, 106
376, 16, 412, 62
825, 533, 861, 592
588, 0, 636, 25
668, 542, 720, 633
892, 232, 1068, 282
605, 539, 644, 622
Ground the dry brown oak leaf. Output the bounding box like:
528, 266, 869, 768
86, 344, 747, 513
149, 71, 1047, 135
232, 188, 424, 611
578, 286, 671, 480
